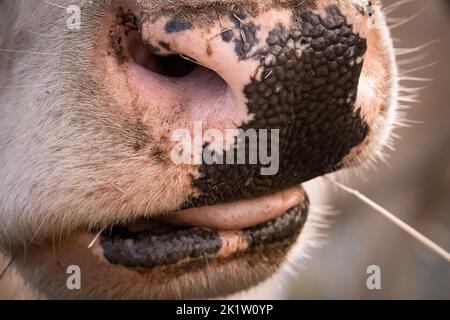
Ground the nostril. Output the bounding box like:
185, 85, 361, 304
118, 24, 243, 133
150, 55, 197, 78
126, 30, 197, 78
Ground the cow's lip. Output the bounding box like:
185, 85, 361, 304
162, 185, 305, 230
95, 186, 309, 270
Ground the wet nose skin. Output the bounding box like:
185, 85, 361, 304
134, 5, 369, 206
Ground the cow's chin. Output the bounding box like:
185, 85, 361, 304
12, 233, 288, 299
10, 186, 309, 299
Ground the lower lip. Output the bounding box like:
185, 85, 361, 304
98, 190, 309, 269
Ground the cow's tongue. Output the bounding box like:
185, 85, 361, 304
160, 185, 304, 231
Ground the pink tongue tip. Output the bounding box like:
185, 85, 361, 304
161, 186, 305, 231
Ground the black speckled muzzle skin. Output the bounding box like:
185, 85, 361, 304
190, 5, 368, 207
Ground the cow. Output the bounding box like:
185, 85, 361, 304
0, 0, 398, 299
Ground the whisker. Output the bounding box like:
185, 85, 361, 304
398, 53, 431, 66
41, 0, 67, 10
397, 96, 421, 103
232, 13, 246, 26
113, 184, 125, 193
240, 30, 247, 43
0, 84, 49, 89
0, 255, 16, 281
52, 234, 56, 263
0, 48, 57, 56
179, 54, 217, 72
398, 86, 427, 93
22, 29, 59, 38
58, 211, 67, 246
208, 28, 233, 41
217, 13, 224, 29
23, 241, 27, 263
88, 229, 104, 249
398, 76, 433, 82
389, 4, 431, 29
325, 177, 450, 264
30, 218, 48, 243
52, 25, 69, 32
395, 40, 440, 56
0, 51, 38, 68
203, 253, 216, 293
6, 71, 71, 81
384, 0, 416, 15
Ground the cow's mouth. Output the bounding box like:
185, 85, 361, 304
95, 186, 309, 270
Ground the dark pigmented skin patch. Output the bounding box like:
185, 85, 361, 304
355, 1, 374, 17
122, 118, 149, 152
244, 195, 309, 248
236, 22, 259, 58
109, 9, 140, 64
100, 197, 308, 269
101, 228, 222, 268
227, 12, 260, 59
117, 7, 140, 34
221, 29, 234, 43
108, 31, 128, 64
191, 5, 369, 206
165, 17, 193, 33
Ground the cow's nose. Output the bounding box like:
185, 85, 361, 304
123, 5, 369, 205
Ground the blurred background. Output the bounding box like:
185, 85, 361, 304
286, 0, 450, 299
